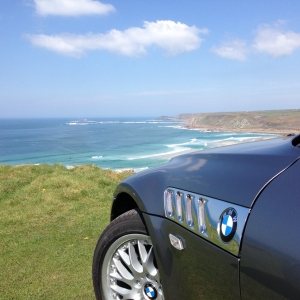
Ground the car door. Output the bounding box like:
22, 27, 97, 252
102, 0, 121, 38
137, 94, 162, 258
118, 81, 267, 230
143, 213, 241, 299
240, 158, 300, 299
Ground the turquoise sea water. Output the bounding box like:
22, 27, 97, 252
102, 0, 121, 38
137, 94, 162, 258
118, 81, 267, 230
0, 118, 278, 171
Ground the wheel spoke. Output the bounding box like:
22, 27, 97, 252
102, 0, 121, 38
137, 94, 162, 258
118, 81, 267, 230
129, 242, 143, 273
113, 258, 134, 280
109, 271, 122, 280
122, 291, 142, 300
144, 247, 158, 277
118, 247, 130, 266
110, 284, 131, 296
138, 240, 148, 263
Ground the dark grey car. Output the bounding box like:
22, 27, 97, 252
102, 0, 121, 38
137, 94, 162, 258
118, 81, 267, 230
92, 134, 300, 300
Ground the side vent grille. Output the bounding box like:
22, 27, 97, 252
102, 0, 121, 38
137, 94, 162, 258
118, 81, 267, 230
176, 191, 183, 222
164, 187, 251, 256
186, 194, 194, 228
198, 198, 206, 234
165, 189, 174, 218
164, 188, 207, 237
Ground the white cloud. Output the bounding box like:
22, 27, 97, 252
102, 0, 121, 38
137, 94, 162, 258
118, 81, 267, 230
211, 39, 248, 61
34, 0, 115, 16
253, 23, 300, 57
26, 21, 209, 57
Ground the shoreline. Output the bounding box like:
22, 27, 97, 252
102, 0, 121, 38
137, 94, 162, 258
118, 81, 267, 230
183, 125, 298, 136
127, 132, 282, 171
5, 131, 282, 173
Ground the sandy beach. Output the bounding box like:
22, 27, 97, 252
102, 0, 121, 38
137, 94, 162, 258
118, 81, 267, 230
185, 125, 298, 136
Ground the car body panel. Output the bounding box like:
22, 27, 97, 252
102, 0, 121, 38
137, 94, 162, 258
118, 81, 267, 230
107, 135, 300, 300
240, 158, 300, 299
143, 214, 240, 300
114, 136, 299, 219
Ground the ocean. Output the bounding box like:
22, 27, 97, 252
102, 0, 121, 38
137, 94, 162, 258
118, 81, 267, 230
0, 118, 278, 172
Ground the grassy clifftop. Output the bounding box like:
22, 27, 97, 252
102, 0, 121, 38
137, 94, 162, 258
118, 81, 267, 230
0, 164, 133, 299
175, 109, 300, 134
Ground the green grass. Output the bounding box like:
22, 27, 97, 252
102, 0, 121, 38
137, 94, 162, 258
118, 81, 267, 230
0, 164, 133, 300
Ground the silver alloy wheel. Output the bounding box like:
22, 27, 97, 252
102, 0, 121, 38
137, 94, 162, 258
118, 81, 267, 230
101, 234, 164, 300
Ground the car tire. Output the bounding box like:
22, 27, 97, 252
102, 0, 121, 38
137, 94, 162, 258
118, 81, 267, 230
92, 209, 164, 300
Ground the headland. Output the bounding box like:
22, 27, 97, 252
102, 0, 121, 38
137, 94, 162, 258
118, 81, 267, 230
171, 109, 300, 136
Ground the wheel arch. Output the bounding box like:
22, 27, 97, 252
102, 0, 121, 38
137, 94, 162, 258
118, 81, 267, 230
111, 181, 150, 221
110, 192, 139, 221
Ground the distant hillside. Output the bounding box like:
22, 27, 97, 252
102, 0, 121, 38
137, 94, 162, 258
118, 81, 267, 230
174, 109, 300, 135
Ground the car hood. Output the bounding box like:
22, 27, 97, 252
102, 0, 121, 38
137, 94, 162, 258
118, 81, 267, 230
116, 136, 300, 216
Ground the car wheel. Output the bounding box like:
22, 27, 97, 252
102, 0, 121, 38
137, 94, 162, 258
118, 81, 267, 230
92, 209, 164, 300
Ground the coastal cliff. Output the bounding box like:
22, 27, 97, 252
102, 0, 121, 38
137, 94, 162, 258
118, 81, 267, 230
174, 109, 300, 135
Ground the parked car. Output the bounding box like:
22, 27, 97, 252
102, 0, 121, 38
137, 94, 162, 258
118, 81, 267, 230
92, 134, 300, 300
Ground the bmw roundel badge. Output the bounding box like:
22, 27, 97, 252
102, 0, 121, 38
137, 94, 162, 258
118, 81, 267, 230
144, 284, 157, 299
218, 208, 238, 243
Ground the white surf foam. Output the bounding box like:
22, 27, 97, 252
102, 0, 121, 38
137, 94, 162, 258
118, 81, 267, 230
158, 125, 184, 129
114, 167, 149, 173
127, 147, 192, 160
122, 121, 148, 124
167, 138, 198, 148
66, 122, 89, 126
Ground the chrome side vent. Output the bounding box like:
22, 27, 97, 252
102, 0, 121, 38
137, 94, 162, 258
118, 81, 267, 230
164, 187, 250, 256
176, 191, 183, 222
164, 189, 174, 218
186, 194, 194, 228
198, 198, 206, 234
164, 188, 207, 237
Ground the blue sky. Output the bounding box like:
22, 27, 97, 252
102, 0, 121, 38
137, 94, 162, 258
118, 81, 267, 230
1, 0, 300, 118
